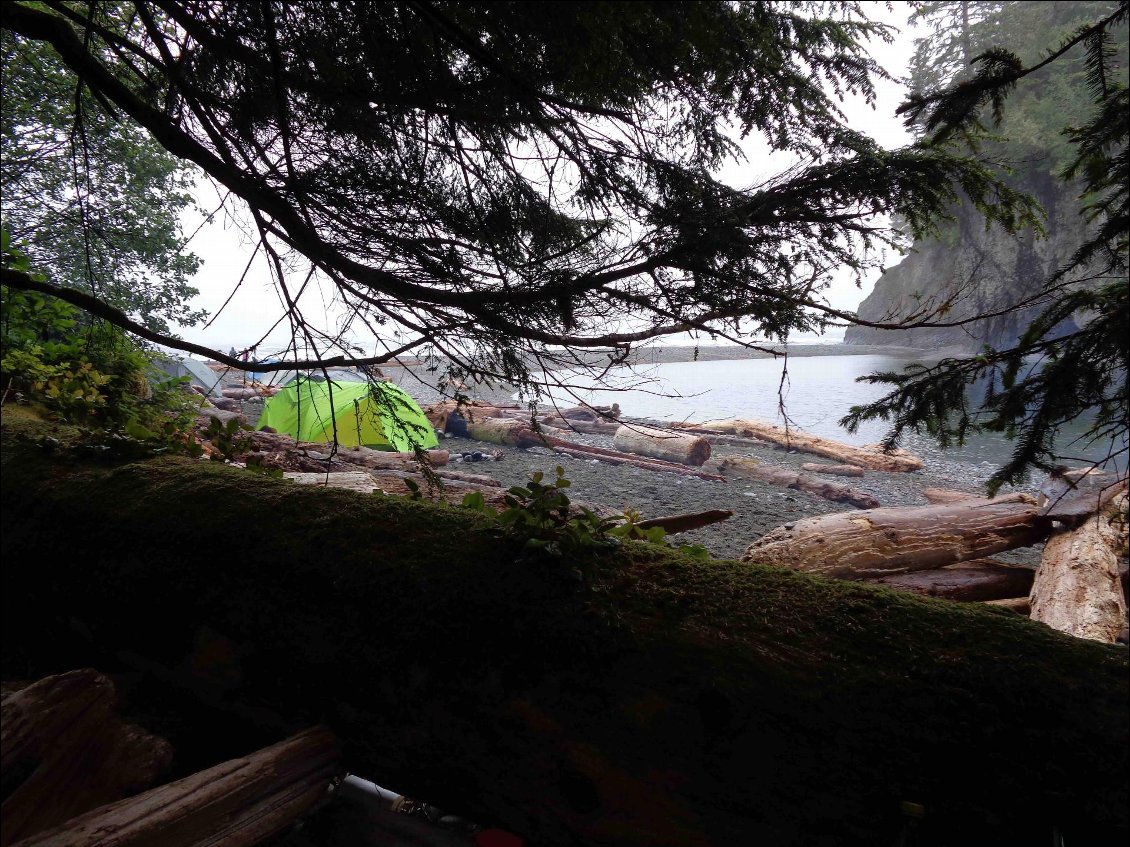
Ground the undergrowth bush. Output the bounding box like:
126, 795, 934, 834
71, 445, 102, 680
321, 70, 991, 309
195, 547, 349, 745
2, 229, 200, 456
461, 465, 711, 561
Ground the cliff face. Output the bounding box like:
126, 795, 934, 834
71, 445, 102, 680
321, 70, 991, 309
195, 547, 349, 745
844, 178, 1090, 351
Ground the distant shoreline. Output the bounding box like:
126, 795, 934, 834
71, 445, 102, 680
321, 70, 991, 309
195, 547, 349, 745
623, 342, 938, 364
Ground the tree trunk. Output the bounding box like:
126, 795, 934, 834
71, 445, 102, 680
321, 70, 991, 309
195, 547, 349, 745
683, 419, 923, 472
16, 728, 341, 847
2, 429, 1127, 846
612, 424, 711, 466
1, 670, 174, 846
703, 456, 880, 509
799, 462, 865, 478
743, 501, 1052, 578
1030, 493, 1129, 643
860, 561, 1035, 602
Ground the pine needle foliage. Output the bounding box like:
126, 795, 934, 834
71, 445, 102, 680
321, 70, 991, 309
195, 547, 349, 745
845, 1, 1129, 492
2, 1, 1038, 386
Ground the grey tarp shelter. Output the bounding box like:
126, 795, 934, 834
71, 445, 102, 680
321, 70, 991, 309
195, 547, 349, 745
150, 355, 226, 398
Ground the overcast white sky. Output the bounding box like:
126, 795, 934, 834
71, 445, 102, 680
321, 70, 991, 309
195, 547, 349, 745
173, 3, 921, 355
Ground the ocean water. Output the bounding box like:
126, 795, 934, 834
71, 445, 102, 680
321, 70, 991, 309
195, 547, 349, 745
531, 354, 1124, 485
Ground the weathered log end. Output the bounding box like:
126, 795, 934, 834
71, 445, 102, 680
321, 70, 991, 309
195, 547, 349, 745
1, 669, 174, 845
15, 726, 341, 847
1031, 491, 1129, 643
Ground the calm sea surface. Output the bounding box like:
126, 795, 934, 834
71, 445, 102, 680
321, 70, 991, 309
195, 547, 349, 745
533, 354, 1124, 484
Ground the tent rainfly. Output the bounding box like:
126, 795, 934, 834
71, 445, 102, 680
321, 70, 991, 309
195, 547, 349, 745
256, 379, 439, 451
150, 355, 225, 398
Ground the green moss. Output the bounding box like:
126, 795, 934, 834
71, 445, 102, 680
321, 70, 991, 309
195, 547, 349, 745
2, 415, 1127, 845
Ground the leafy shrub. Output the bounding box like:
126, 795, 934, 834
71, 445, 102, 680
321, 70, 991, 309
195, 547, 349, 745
461, 466, 713, 561
2, 231, 200, 454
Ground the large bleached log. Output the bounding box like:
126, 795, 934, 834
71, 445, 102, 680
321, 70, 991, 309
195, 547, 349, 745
682, 418, 924, 472
2, 429, 1127, 845
861, 561, 1035, 602
466, 417, 537, 446
1, 670, 173, 845
704, 456, 880, 509
743, 500, 1052, 578
612, 424, 711, 466
16, 727, 341, 847
1030, 492, 1129, 643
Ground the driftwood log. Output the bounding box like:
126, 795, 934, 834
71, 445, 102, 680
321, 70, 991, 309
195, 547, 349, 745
635, 509, 734, 535
743, 500, 1053, 578
799, 462, 865, 478
984, 597, 1033, 615
921, 488, 1037, 505
15, 727, 341, 847
1, 670, 173, 845
677, 419, 924, 472
860, 561, 1035, 602
611, 424, 711, 467
243, 431, 450, 468
467, 418, 726, 481
1030, 492, 1129, 643
703, 456, 880, 509
540, 416, 623, 435
2, 419, 1127, 846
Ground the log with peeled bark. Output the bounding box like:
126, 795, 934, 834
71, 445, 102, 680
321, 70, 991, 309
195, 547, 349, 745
678, 418, 924, 472
14, 727, 341, 847
1030, 492, 1129, 643
612, 424, 711, 466
703, 456, 880, 509
2, 419, 1127, 846
799, 462, 865, 478
1, 670, 174, 846
860, 561, 1035, 602
743, 500, 1053, 578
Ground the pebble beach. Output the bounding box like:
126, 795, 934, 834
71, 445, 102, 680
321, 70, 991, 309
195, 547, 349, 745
368, 348, 1040, 563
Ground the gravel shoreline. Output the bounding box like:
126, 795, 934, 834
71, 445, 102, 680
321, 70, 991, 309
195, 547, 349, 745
437, 427, 1039, 562
233, 346, 1040, 563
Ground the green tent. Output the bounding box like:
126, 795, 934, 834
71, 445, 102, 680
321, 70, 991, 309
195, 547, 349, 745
257, 379, 438, 451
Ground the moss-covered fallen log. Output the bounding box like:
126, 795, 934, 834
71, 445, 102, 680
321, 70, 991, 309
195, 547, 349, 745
1, 419, 1127, 847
